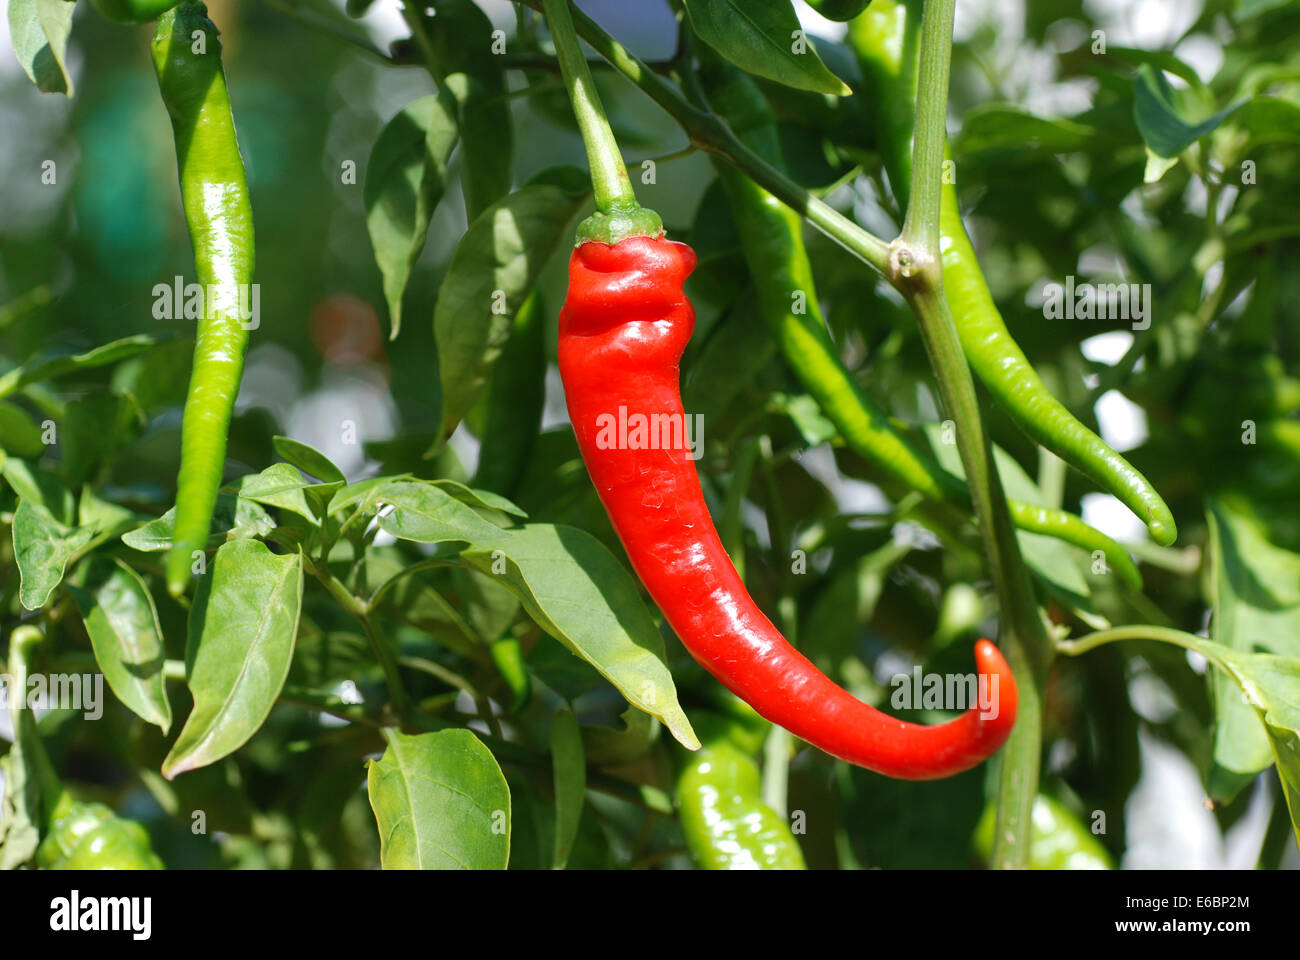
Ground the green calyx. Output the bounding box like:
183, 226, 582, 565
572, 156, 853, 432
575, 202, 663, 247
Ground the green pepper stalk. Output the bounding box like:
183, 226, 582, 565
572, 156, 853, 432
541, 0, 661, 245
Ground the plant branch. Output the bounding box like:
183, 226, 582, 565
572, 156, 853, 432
901, 0, 956, 255
517, 0, 890, 274
304, 556, 413, 723
905, 287, 1048, 871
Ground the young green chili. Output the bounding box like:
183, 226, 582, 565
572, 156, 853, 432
849, 0, 1177, 547
973, 794, 1113, 870
676, 713, 806, 870
151, 2, 255, 597
471, 292, 545, 498
701, 57, 1142, 589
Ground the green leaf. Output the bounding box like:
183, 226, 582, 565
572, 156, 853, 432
779, 393, 840, 446
581, 706, 660, 766
803, 539, 910, 678
429, 479, 527, 519
1112, 626, 1300, 852
6, 0, 75, 96
424, 0, 514, 218
1206, 499, 1300, 801
237, 462, 341, 524
1236, 0, 1293, 19
364, 93, 459, 340
0, 401, 46, 458
161, 539, 303, 779
12, 499, 95, 610
1232, 97, 1300, 150
460, 525, 700, 751
375, 478, 507, 544
2, 458, 73, 521
1210, 651, 1300, 849
443, 73, 514, 219
327, 473, 411, 516
69, 558, 172, 733
550, 709, 585, 870
58, 392, 140, 489
122, 494, 275, 552
78, 488, 136, 534
367, 728, 511, 869
369, 480, 698, 750
434, 171, 589, 435
0, 749, 41, 869
1102, 46, 1206, 91
683, 0, 852, 96
272, 435, 346, 484
0, 334, 162, 399
682, 289, 776, 421
956, 105, 1101, 159
1134, 64, 1243, 159
805, 0, 870, 21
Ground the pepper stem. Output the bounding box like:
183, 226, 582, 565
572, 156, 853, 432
542, 0, 661, 244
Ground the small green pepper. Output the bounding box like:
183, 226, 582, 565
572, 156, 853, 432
676, 714, 805, 870
37, 791, 164, 871
973, 794, 1113, 870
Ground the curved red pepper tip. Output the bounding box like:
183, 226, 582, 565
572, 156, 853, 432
974, 637, 1019, 742
835, 637, 1019, 781
847, 637, 1018, 781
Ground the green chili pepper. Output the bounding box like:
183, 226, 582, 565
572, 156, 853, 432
700, 55, 1142, 589
489, 637, 533, 714
37, 791, 164, 871
471, 292, 546, 498
848, 0, 1177, 547
151, 2, 256, 597
91, 0, 182, 24
973, 794, 1113, 870
676, 714, 806, 870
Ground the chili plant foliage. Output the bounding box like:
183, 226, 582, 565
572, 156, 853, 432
1, 0, 1298, 871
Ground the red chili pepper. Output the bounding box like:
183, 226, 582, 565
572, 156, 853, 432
557, 234, 1019, 779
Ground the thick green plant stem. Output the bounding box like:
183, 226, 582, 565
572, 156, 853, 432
698, 56, 1142, 590
898, 0, 1049, 869
852, 0, 1176, 546
906, 288, 1047, 870
900, 0, 953, 254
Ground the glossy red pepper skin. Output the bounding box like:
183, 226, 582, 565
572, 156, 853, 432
557, 235, 1019, 779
